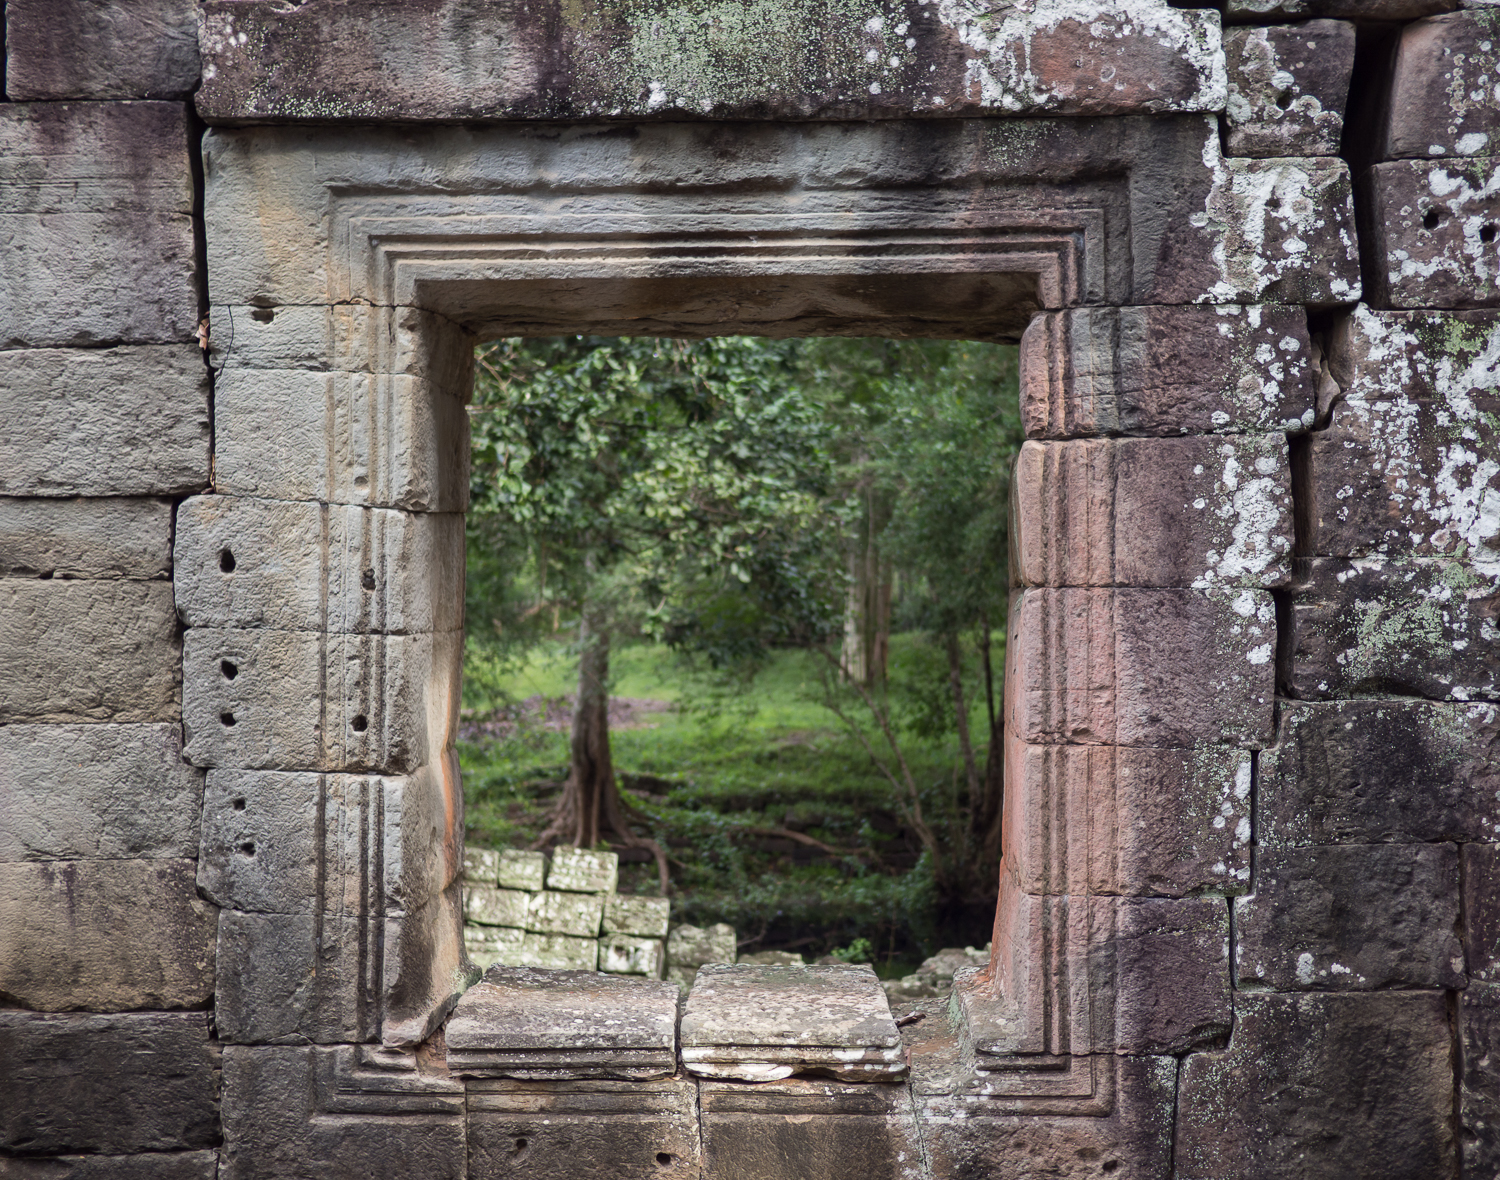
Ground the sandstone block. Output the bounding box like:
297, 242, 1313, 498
1225, 0, 1455, 15
464, 924, 524, 970
1235, 844, 1463, 989
0, 859, 216, 1011
182, 627, 460, 773
1224, 21, 1355, 158
1176, 992, 1454, 1179
1365, 157, 1500, 308
604, 894, 671, 939
0, 580, 179, 724
466, 885, 530, 929
518, 932, 598, 972
0, 1152, 218, 1180
547, 846, 619, 894
527, 890, 604, 938
213, 368, 469, 512
0, 723, 201, 861
1286, 556, 1500, 700
1014, 434, 1293, 590
1462, 982, 1500, 1177
0, 497, 173, 577
1312, 306, 1500, 560
1465, 844, 1500, 980
199, 762, 462, 916
0, 104, 197, 348
1383, 9, 1500, 160
667, 923, 738, 980
196, 0, 1223, 123
599, 935, 666, 978
0, 1012, 219, 1155
219, 1045, 463, 1180
463, 846, 501, 885
1006, 587, 1276, 748
496, 848, 547, 891
1107, 897, 1231, 1054
1261, 700, 1500, 847
1019, 304, 1315, 439
175, 495, 464, 634
4, 0, 200, 99
0, 347, 208, 496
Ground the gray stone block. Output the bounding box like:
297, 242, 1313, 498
546, 846, 619, 894
0, 580, 179, 723
0, 1152, 218, 1180
1225, 0, 1454, 16
598, 934, 665, 979
496, 848, 546, 891
526, 890, 604, 938
1465, 844, 1500, 981
463, 845, 501, 885
4, 0, 200, 99
465, 885, 530, 929
0, 498, 173, 577
0, 104, 197, 348
175, 495, 463, 634
1382, 9, 1500, 160
517, 932, 598, 972
0, 723, 202, 861
1224, 21, 1354, 157
1235, 844, 1464, 990
0, 347, 208, 496
1462, 982, 1500, 1177
1107, 897, 1231, 1055
0, 858, 216, 1011
604, 894, 671, 939
0, 1012, 219, 1155
463, 924, 524, 970
1365, 156, 1500, 309
666, 923, 737, 977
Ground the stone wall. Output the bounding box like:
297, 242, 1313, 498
0, 1, 1497, 1178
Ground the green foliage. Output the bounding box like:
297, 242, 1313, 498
829, 937, 876, 964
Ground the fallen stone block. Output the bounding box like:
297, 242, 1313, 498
466, 885, 530, 929
603, 894, 671, 939
546, 846, 619, 894
599, 934, 665, 978
4, 0, 200, 99
1224, 21, 1354, 158
0, 497, 173, 577
1382, 9, 1500, 160
1365, 156, 1500, 309
526, 890, 604, 938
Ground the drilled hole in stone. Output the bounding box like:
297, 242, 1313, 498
1274, 90, 1293, 110
351, 714, 369, 732
1268, 198, 1283, 215
513, 1138, 528, 1154
1482, 223, 1497, 244
221, 659, 239, 680
250, 307, 275, 323
656, 1153, 673, 1167
1423, 208, 1442, 231
232, 798, 246, 811
362, 568, 376, 591
239, 841, 256, 856
219, 548, 236, 573
1102, 1163, 1120, 1174
220, 711, 236, 727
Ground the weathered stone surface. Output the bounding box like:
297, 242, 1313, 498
0, 1012, 219, 1155
1461, 982, 1500, 1176
213, 369, 469, 513
1383, 9, 1500, 160
445, 966, 678, 1079
1312, 306, 1500, 560
219, 1045, 464, 1180
526, 890, 604, 938
197, 0, 1225, 123
1107, 897, 1231, 1054
198, 763, 462, 916
175, 496, 464, 634
4, 0, 200, 100
604, 894, 671, 939
1006, 587, 1276, 747
1004, 738, 1252, 897
0, 104, 197, 348
0, 859, 215, 1011
466, 885, 530, 929
1224, 21, 1354, 158
0, 723, 202, 861
1365, 156, 1500, 309
181, 627, 460, 773
547, 846, 619, 894
0, 347, 208, 496
1466, 844, 1500, 980
517, 932, 598, 972
497, 848, 547, 891
599, 935, 666, 978
1225, 0, 1455, 15
680, 963, 904, 1082
1176, 992, 1454, 1179
1261, 700, 1500, 847
464, 923, 525, 970
1235, 844, 1463, 989
0, 1152, 218, 1180
666, 922, 738, 988
1014, 434, 1293, 590
0, 498, 172, 577
1201, 156, 1361, 306
467, 1077, 701, 1180
463, 845, 501, 884
1285, 556, 1500, 700
1020, 303, 1315, 439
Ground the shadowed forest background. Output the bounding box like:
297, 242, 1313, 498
459, 335, 1023, 975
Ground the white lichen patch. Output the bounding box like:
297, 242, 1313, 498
1191, 436, 1293, 590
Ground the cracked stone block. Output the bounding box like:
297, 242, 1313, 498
0, 581, 180, 724
1313, 307, 1500, 560
1224, 21, 1354, 158
599, 934, 665, 979
517, 933, 598, 972
1285, 556, 1500, 701
0, 104, 197, 348
1383, 9, 1500, 160
1365, 156, 1500, 309
603, 895, 671, 939
0, 1151, 218, 1180
666, 923, 737, 988
1464, 844, 1500, 980
496, 849, 547, 891
463, 846, 500, 885
1462, 982, 1500, 1176
0, 723, 202, 861
4, 0, 199, 99
1020, 303, 1315, 439
174, 496, 464, 635
1014, 434, 1293, 590
0, 1012, 219, 1154
0, 859, 216, 1011
1260, 700, 1500, 847
1176, 992, 1454, 1179
1234, 844, 1463, 990
466, 886, 530, 929
446, 966, 678, 1080
546, 847, 619, 894
0, 497, 174, 579
680, 963, 904, 1082
526, 890, 604, 938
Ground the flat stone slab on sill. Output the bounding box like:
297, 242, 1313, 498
680, 963, 905, 1083
446, 966, 677, 1080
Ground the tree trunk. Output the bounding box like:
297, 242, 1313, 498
554, 611, 626, 848
945, 630, 980, 803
